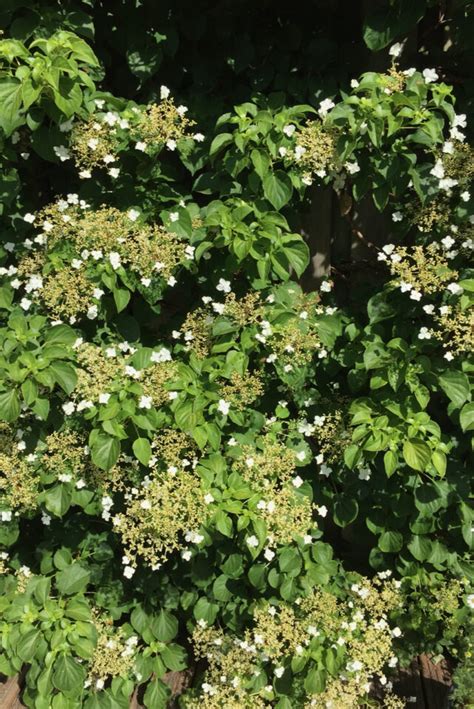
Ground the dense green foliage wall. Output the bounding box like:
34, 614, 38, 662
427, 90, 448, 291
0, 1, 473, 707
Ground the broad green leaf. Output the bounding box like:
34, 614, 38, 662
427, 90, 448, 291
460, 402, 474, 432
56, 564, 90, 595
438, 370, 470, 409
132, 437, 152, 466
90, 434, 120, 470
378, 530, 403, 553
153, 610, 178, 643
52, 654, 86, 694
0, 389, 20, 422
49, 361, 77, 395
333, 496, 358, 527
403, 438, 431, 472
262, 170, 293, 210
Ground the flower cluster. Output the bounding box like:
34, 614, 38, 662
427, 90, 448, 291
184, 574, 403, 708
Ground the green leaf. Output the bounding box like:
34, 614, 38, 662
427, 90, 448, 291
160, 643, 187, 671
333, 496, 358, 527
193, 597, 219, 625
215, 510, 233, 537
126, 45, 162, 80
431, 450, 447, 477
407, 535, 433, 562
0, 389, 20, 422
17, 629, 41, 661
262, 170, 293, 210
438, 370, 470, 409
363, 0, 427, 51
250, 148, 271, 178
378, 530, 403, 553
52, 654, 86, 694
56, 564, 90, 595
132, 437, 152, 466
143, 679, 169, 709
403, 438, 431, 472
90, 434, 120, 470
209, 132, 233, 156
383, 450, 397, 477
0, 78, 23, 134
460, 402, 474, 432
154, 610, 178, 643
304, 667, 326, 694
280, 237, 309, 277
44, 484, 72, 517
49, 361, 77, 395
113, 288, 131, 313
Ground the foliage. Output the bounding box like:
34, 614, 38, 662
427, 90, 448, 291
0, 1, 473, 707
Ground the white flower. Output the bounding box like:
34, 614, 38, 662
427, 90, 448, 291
108, 167, 120, 178
430, 160, 445, 179
76, 479, 86, 489
423, 304, 435, 314
399, 281, 413, 293
442, 141, 454, 154
358, 467, 371, 481
391, 627, 402, 637
135, 141, 147, 152
345, 161, 360, 175
167, 275, 177, 287
318, 98, 335, 118
41, 512, 51, 526
441, 235, 455, 249
466, 594, 474, 609
23, 213, 36, 224
350, 79, 359, 88
461, 191, 470, 202
347, 660, 364, 673
409, 290, 422, 301
140, 500, 152, 510
193, 132, 205, 142
109, 252, 121, 270
317, 505, 328, 517
104, 111, 118, 126
283, 124, 296, 137
320, 463, 332, 477
452, 113, 467, 128
139, 396, 153, 409
123, 566, 135, 579
125, 209, 140, 224
422, 68, 439, 83
53, 145, 71, 161
418, 327, 431, 340
389, 42, 404, 58
264, 548, 275, 561
246, 535, 259, 548
182, 550, 192, 561
216, 278, 231, 293
294, 145, 306, 160
62, 401, 76, 415
217, 399, 230, 416
392, 211, 403, 222
296, 450, 306, 462
447, 282, 463, 295
320, 280, 332, 292
292, 476, 304, 488
169, 212, 179, 222
177, 105, 188, 117
274, 667, 285, 678
1, 510, 12, 522
278, 146, 287, 157
20, 298, 32, 311
87, 305, 98, 320
204, 493, 214, 505
58, 473, 72, 483
99, 393, 111, 404
77, 400, 93, 411
160, 85, 170, 99
151, 347, 172, 363
302, 175, 313, 186
444, 351, 454, 361
166, 139, 177, 151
